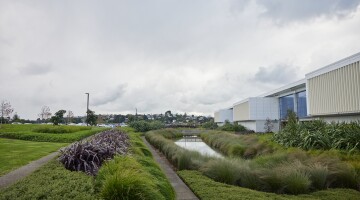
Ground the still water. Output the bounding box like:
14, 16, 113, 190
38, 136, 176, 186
174, 136, 223, 158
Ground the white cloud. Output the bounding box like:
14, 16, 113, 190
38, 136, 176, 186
0, 0, 360, 119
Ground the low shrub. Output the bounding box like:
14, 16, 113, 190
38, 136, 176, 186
273, 113, 360, 151
202, 121, 218, 129
58, 130, 129, 175
218, 121, 247, 132
129, 120, 164, 132
32, 126, 91, 134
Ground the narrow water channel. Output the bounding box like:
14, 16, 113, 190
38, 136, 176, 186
174, 136, 223, 158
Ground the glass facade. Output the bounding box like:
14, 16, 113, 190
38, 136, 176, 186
297, 91, 307, 118
279, 91, 308, 120
279, 94, 294, 119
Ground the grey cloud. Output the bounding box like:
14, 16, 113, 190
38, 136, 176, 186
19, 63, 53, 75
257, 0, 360, 22
92, 84, 127, 106
252, 64, 299, 84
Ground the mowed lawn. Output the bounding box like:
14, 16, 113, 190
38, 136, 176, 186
0, 138, 68, 176
0, 124, 107, 143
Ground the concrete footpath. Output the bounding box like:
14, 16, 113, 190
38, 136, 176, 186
0, 152, 59, 189
142, 137, 199, 200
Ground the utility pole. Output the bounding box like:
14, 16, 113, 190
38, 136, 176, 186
85, 93, 89, 126
135, 108, 137, 121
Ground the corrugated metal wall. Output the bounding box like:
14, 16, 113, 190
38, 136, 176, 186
308, 61, 360, 115
233, 101, 249, 121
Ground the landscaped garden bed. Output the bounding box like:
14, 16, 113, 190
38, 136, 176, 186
0, 124, 107, 176
145, 128, 360, 198
0, 128, 175, 200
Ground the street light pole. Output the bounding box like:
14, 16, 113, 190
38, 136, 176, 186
85, 93, 89, 126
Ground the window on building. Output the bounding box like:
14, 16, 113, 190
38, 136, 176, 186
297, 91, 307, 118
279, 94, 294, 120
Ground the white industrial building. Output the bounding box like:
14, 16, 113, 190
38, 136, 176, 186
214, 52, 360, 132
214, 107, 233, 126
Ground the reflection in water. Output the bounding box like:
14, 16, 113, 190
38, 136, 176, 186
175, 137, 222, 158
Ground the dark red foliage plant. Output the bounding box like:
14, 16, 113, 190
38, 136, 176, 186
58, 130, 130, 175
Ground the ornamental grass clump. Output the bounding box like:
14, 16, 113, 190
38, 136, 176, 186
58, 130, 129, 175
96, 156, 165, 200
201, 159, 242, 185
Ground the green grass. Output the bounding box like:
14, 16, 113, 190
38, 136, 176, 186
0, 124, 107, 142
200, 131, 276, 158
0, 138, 67, 176
146, 129, 360, 194
0, 159, 98, 200
178, 170, 360, 200
1, 127, 175, 200
125, 131, 175, 200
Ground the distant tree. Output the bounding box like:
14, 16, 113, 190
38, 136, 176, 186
66, 110, 74, 124
202, 120, 218, 129
51, 110, 66, 125
1, 100, 14, 124
113, 115, 125, 123
38, 106, 52, 121
264, 118, 274, 133
143, 114, 148, 120
86, 109, 97, 126
12, 112, 20, 122
127, 114, 135, 123
73, 117, 83, 124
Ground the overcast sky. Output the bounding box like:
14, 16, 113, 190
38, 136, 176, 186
1, 0, 360, 119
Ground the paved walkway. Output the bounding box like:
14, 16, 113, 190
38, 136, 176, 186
0, 152, 59, 189
142, 137, 199, 200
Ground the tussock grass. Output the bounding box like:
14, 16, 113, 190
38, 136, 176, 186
96, 156, 165, 200
178, 170, 360, 200
200, 131, 274, 158
201, 159, 242, 185
147, 129, 360, 195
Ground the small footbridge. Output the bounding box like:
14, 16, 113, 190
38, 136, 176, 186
179, 129, 202, 142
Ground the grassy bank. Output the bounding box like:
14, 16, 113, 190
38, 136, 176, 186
95, 128, 175, 200
178, 170, 360, 200
200, 131, 277, 158
146, 129, 360, 195
0, 124, 107, 142
0, 138, 68, 176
